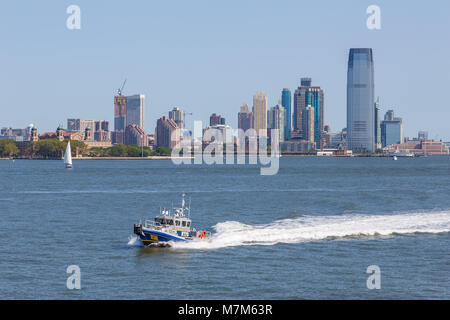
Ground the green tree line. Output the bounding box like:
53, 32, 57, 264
1, 139, 172, 158
0, 139, 19, 157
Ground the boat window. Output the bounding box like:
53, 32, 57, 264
187, 222, 190, 227
175, 220, 180, 226
182, 221, 186, 227
167, 220, 174, 225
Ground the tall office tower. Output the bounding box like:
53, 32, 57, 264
114, 95, 127, 132
347, 48, 375, 152
67, 119, 95, 133
252, 91, 268, 137
155, 116, 179, 148
384, 109, 394, 121
293, 78, 324, 147
210, 113, 223, 126
302, 105, 315, 143
281, 88, 292, 140
374, 98, 381, 149
268, 102, 286, 143
124, 124, 148, 147
238, 104, 253, 132
381, 110, 404, 147
126, 94, 145, 130
169, 107, 185, 129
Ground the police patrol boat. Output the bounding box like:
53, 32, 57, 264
133, 193, 211, 246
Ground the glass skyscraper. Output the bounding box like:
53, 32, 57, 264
281, 88, 292, 140
347, 48, 375, 152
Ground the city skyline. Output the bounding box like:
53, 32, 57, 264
1, 1, 450, 141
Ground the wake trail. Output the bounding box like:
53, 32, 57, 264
170, 210, 450, 250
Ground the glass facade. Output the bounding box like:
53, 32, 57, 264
281, 89, 292, 140
381, 119, 404, 147
347, 48, 375, 152
126, 94, 145, 130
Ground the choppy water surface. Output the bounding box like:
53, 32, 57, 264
0, 157, 449, 299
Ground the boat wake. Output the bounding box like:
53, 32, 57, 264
170, 210, 450, 250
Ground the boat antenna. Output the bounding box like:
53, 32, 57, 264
188, 196, 191, 218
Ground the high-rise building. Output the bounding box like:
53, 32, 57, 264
252, 91, 268, 137
384, 110, 394, 121
125, 124, 148, 147
126, 94, 145, 130
347, 48, 375, 152
210, 113, 224, 126
268, 102, 285, 143
381, 110, 404, 147
238, 104, 253, 132
374, 98, 381, 149
169, 107, 185, 129
155, 116, 179, 148
302, 105, 315, 143
293, 78, 324, 147
281, 88, 292, 140
114, 95, 127, 132
67, 119, 95, 133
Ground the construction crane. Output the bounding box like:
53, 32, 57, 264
117, 78, 127, 96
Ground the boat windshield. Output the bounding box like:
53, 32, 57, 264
155, 218, 174, 225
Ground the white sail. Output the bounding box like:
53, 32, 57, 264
64, 141, 72, 168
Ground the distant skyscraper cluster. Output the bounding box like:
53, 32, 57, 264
237, 78, 325, 150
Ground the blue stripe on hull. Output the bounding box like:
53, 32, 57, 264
140, 229, 187, 243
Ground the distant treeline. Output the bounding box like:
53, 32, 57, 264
0, 139, 172, 158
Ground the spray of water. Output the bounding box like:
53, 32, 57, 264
169, 211, 450, 250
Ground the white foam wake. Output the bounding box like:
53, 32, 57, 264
170, 211, 450, 250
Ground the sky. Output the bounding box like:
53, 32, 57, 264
1, 0, 450, 140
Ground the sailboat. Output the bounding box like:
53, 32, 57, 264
64, 141, 73, 169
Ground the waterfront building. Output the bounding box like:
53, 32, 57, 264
67, 119, 95, 133
281, 88, 292, 140
169, 107, 185, 129
114, 95, 127, 132
125, 124, 148, 147
268, 102, 286, 143
280, 140, 315, 153
293, 78, 324, 148
374, 98, 381, 149
347, 48, 375, 152
238, 104, 253, 132
126, 94, 145, 130
381, 110, 404, 147
389, 140, 449, 156
94, 120, 110, 142
418, 131, 429, 141
252, 91, 268, 137
95, 120, 110, 132
156, 116, 179, 148
302, 105, 315, 143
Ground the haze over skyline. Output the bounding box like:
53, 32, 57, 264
1, 0, 450, 140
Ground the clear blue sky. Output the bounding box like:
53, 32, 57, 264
1, 0, 449, 140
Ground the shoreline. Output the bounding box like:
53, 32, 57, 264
2, 155, 433, 160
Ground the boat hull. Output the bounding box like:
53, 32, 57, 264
137, 227, 188, 245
